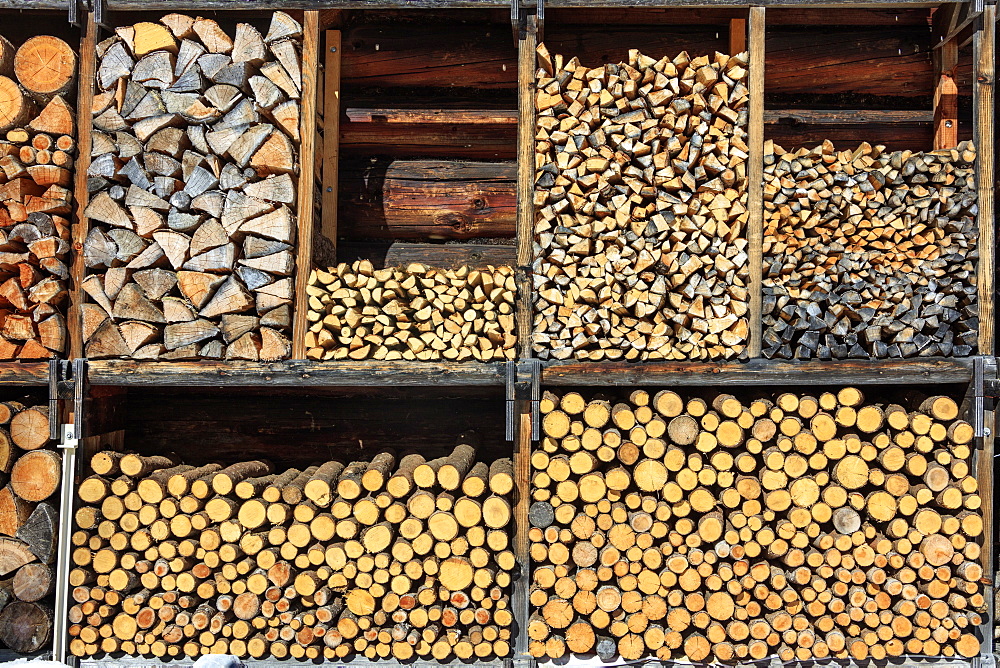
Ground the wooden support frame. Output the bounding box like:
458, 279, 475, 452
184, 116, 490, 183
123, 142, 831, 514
747, 7, 765, 358
974, 6, 995, 358
291, 11, 321, 361
321, 29, 343, 256
933, 39, 959, 150
515, 14, 538, 362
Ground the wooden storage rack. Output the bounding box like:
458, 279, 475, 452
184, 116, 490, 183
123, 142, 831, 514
0, 0, 990, 666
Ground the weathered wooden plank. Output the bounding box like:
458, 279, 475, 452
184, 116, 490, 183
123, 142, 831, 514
70, 12, 97, 359
934, 40, 959, 149
549, 7, 929, 25
346, 109, 517, 124
322, 30, 343, 253
729, 17, 746, 54
100, 0, 963, 8
747, 7, 764, 358
512, 407, 532, 657
340, 160, 515, 240
765, 109, 934, 124
515, 15, 536, 361
337, 241, 515, 268
292, 11, 321, 361
541, 359, 975, 386
765, 123, 936, 151
341, 121, 516, 159
88, 360, 505, 386
0, 363, 49, 386
975, 6, 995, 356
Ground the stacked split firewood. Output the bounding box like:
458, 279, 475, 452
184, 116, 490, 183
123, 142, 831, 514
84, 12, 304, 361
0, 402, 59, 654
305, 261, 517, 361
0, 34, 78, 358
763, 140, 978, 359
532, 45, 750, 362
70, 441, 516, 660
533, 388, 984, 663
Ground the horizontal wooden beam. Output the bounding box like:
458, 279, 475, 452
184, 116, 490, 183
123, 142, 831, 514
87, 360, 506, 386
765, 109, 934, 124
338, 241, 516, 267
346, 109, 517, 124
0, 363, 49, 386
0, 1, 68, 8
101, 0, 966, 8
541, 358, 974, 385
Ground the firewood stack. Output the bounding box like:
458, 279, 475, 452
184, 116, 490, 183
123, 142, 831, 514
532, 388, 984, 663
763, 140, 978, 359
0, 402, 59, 654
0, 34, 78, 358
532, 45, 750, 362
83, 12, 305, 361
305, 261, 517, 361
70, 441, 516, 660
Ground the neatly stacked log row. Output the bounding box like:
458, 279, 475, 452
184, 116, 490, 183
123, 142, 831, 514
70, 443, 516, 660
0, 403, 60, 653
532, 45, 750, 362
532, 388, 984, 663
305, 261, 517, 361
83, 12, 305, 360
763, 140, 978, 359
0, 35, 78, 357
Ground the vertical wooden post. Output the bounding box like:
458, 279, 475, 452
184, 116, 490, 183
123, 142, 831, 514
516, 15, 538, 362
69, 11, 98, 360
512, 405, 532, 660
975, 6, 995, 358
321, 30, 342, 258
729, 17, 747, 55
934, 40, 959, 150
292, 11, 320, 361
747, 7, 765, 359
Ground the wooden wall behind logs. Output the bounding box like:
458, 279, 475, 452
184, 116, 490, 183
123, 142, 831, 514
83, 12, 306, 362
762, 140, 978, 360
69, 438, 516, 661
532, 46, 750, 362
0, 34, 77, 359
0, 401, 59, 654
305, 260, 517, 361
532, 388, 984, 663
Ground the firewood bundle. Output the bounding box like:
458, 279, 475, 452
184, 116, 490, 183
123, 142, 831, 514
0, 34, 78, 358
70, 442, 516, 660
305, 261, 517, 362
0, 402, 59, 654
83, 12, 305, 361
763, 140, 978, 360
532, 44, 750, 362
533, 388, 984, 663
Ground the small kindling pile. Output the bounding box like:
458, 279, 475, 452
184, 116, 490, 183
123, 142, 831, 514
71, 439, 516, 660
763, 140, 978, 360
306, 261, 517, 361
532, 388, 983, 663
84, 12, 305, 361
532, 45, 750, 362
0, 34, 78, 357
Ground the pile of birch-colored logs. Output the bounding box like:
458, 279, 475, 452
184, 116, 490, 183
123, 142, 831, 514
70, 441, 516, 660
305, 261, 517, 361
84, 12, 304, 361
532, 45, 750, 362
763, 140, 978, 360
532, 388, 984, 662
0, 402, 60, 653
0, 34, 78, 358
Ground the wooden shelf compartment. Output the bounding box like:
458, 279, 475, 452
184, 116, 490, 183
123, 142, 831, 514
69, 385, 527, 663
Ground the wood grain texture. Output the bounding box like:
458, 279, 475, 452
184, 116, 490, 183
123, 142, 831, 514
512, 407, 532, 657
974, 6, 994, 356
515, 15, 536, 361
341, 122, 516, 160
541, 358, 973, 386
292, 11, 320, 360
0, 363, 47, 386
321, 30, 342, 251
747, 7, 765, 358
87, 360, 505, 386
69, 12, 97, 360
337, 241, 515, 268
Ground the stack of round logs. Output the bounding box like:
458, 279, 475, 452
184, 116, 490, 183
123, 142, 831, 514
0, 402, 59, 654
531, 388, 984, 663
70, 440, 516, 660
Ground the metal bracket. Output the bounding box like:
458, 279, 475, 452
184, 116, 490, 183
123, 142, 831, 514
48, 360, 72, 441
511, 0, 544, 45
94, 0, 112, 33
68, 0, 79, 26
976, 356, 998, 437
506, 359, 541, 441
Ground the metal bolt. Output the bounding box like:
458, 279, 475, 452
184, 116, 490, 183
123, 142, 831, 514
946, 120, 954, 128
326, 187, 333, 192
330, 46, 338, 53
984, 426, 992, 437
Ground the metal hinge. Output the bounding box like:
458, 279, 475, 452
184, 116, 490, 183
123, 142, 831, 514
506, 359, 541, 441
977, 356, 998, 437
